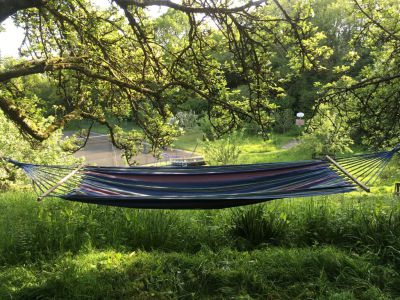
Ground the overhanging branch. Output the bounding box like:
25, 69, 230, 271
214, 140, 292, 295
115, 0, 266, 14
0, 57, 157, 95
0, 0, 47, 23
0, 95, 81, 141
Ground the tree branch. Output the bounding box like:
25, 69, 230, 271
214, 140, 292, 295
115, 0, 265, 14
0, 0, 47, 23
0, 57, 157, 95
0, 95, 81, 141
353, 0, 400, 41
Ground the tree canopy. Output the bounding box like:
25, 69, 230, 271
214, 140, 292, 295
0, 0, 399, 155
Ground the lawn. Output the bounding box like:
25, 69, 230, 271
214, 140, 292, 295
173, 127, 304, 164
172, 128, 205, 152
1, 191, 400, 298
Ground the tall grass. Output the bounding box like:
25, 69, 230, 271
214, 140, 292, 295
230, 205, 289, 248
1, 192, 400, 263
1, 191, 400, 298
0, 192, 231, 264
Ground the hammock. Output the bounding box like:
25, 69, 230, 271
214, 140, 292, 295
4, 145, 399, 209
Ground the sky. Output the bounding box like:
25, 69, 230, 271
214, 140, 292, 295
0, 0, 167, 58
0, 18, 25, 58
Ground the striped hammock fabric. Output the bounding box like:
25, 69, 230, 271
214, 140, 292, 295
5, 145, 400, 209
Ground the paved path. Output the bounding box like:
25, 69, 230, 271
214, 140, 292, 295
64, 132, 299, 167
65, 132, 199, 167
71, 133, 125, 166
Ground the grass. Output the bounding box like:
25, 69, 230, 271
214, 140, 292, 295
1, 191, 400, 298
1, 247, 399, 299
173, 127, 302, 165
172, 128, 205, 152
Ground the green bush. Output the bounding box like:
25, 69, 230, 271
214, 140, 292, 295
198, 115, 215, 140
300, 105, 353, 157
202, 133, 242, 165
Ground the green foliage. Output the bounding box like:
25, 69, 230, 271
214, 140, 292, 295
273, 109, 295, 133
198, 115, 215, 140
0, 0, 340, 150
316, 0, 400, 149
0, 111, 78, 190
1, 0, 399, 153
202, 133, 242, 165
113, 126, 144, 165
300, 105, 353, 157
243, 120, 261, 135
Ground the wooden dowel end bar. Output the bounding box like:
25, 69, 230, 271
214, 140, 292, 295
37, 164, 85, 201
325, 155, 371, 193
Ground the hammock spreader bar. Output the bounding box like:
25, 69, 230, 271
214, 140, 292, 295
325, 155, 370, 192
37, 164, 85, 201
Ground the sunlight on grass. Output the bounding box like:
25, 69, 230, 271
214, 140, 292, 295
173, 128, 302, 164
1, 246, 395, 299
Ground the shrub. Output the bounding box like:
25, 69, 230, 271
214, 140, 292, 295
198, 115, 215, 140
202, 133, 241, 165
175, 111, 198, 129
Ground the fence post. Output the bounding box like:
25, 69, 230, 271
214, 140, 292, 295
395, 183, 400, 196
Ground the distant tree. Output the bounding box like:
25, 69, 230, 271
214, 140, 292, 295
274, 109, 295, 133
301, 104, 353, 157
316, 0, 400, 148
